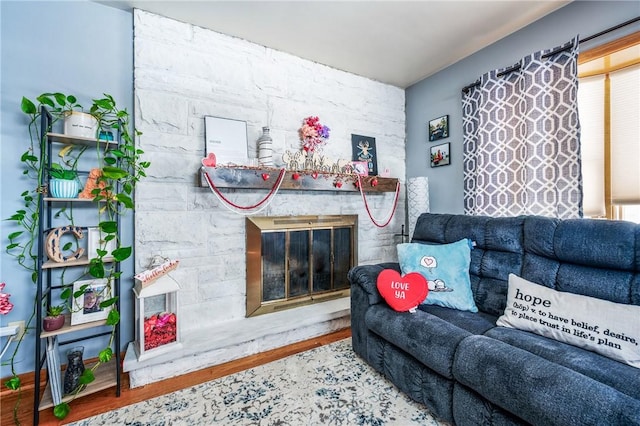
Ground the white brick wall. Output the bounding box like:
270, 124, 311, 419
133, 10, 406, 332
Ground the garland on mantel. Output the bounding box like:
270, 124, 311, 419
203, 168, 287, 216
203, 166, 400, 227
356, 174, 401, 228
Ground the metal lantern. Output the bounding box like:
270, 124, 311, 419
133, 272, 182, 361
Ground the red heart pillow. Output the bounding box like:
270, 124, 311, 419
377, 269, 429, 312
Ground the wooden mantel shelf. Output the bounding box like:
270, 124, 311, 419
199, 166, 399, 193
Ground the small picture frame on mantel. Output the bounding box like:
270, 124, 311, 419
351, 161, 369, 176
351, 134, 378, 176
87, 227, 116, 260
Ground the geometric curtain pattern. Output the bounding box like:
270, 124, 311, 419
462, 37, 583, 218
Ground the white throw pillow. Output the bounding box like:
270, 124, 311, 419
497, 274, 640, 368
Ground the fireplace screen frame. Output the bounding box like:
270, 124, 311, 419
246, 215, 358, 317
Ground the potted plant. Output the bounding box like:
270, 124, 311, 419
49, 164, 80, 198
63, 110, 98, 139
43, 305, 66, 331
48, 143, 86, 198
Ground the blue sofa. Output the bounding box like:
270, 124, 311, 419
349, 213, 640, 426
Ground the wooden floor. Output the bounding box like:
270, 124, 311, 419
1, 328, 351, 426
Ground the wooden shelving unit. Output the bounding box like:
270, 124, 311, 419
43, 197, 96, 203
42, 256, 114, 270
40, 315, 109, 339
48, 132, 117, 148
32, 109, 122, 424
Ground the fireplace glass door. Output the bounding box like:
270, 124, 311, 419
246, 215, 357, 316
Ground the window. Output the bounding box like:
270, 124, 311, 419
578, 31, 640, 222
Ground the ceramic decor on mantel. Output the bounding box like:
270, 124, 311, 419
257, 126, 274, 167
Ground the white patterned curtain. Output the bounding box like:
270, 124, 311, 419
462, 37, 583, 218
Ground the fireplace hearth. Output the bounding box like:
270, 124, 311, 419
246, 215, 357, 317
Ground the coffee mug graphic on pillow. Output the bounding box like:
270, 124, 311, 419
397, 239, 477, 312
377, 269, 428, 312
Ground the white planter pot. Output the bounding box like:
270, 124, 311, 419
64, 111, 98, 139
49, 178, 80, 198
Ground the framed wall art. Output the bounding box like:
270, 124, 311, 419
351, 134, 378, 176
428, 115, 449, 141
204, 115, 248, 165
71, 278, 112, 325
351, 161, 369, 176
87, 227, 116, 260
430, 142, 450, 168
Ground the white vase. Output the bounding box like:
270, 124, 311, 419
257, 127, 274, 167
49, 178, 80, 198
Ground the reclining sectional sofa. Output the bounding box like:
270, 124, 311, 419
349, 213, 640, 426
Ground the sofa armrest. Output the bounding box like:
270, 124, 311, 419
348, 262, 400, 306
349, 262, 400, 362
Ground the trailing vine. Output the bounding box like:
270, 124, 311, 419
3, 92, 149, 422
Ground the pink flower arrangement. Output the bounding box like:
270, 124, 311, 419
0, 283, 14, 315
299, 116, 330, 153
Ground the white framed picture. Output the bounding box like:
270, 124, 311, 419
204, 115, 248, 165
87, 227, 116, 260
71, 278, 112, 325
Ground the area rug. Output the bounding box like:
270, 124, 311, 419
67, 338, 449, 425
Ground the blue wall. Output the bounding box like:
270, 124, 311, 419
2, 0, 639, 377
406, 1, 640, 214
1, 1, 134, 376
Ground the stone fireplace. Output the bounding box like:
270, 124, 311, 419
127, 9, 406, 388
246, 215, 357, 316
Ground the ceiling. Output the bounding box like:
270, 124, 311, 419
99, 0, 572, 88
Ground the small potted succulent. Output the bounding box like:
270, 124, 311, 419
43, 305, 66, 332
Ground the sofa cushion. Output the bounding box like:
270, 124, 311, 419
497, 274, 640, 368
524, 216, 639, 271
418, 304, 497, 335
366, 333, 456, 423
453, 384, 530, 426
485, 327, 640, 401
397, 239, 478, 312
412, 213, 525, 316
522, 216, 640, 305
365, 303, 472, 379
454, 335, 640, 426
